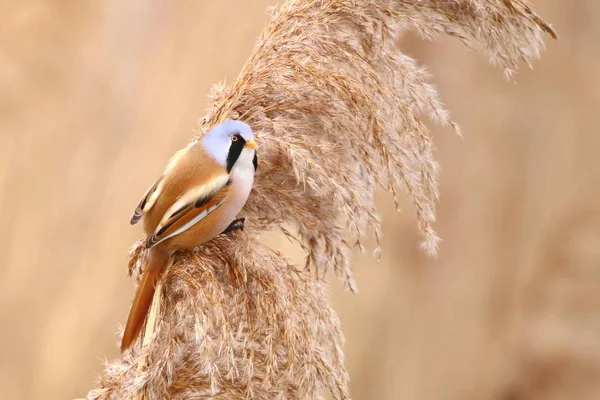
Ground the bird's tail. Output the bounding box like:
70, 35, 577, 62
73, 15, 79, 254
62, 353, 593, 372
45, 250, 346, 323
120, 247, 170, 352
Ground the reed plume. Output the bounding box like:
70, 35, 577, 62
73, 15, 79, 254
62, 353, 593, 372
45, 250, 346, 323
86, 0, 556, 398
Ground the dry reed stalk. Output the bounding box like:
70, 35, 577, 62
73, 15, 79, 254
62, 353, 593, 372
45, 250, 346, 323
85, 1, 555, 398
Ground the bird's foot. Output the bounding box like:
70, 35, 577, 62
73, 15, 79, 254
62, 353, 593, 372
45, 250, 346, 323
221, 217, 245, 235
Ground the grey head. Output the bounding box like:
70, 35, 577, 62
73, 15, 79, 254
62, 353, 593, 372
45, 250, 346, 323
202, 120, 256, 172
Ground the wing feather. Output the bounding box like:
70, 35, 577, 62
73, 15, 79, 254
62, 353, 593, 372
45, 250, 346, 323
130, 146, 191, 225
130, 176, 163, 225
145, 176, 231, 248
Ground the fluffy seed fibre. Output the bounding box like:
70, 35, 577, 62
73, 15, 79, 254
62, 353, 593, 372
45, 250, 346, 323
86, 1, 556, 399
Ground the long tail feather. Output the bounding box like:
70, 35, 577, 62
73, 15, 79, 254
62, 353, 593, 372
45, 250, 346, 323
121, 248, 170, 352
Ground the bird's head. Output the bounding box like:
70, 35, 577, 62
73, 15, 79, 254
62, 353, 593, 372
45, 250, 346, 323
202, 120, 257, 172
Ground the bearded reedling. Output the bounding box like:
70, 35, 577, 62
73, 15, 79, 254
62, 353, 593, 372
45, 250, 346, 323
121, 120, 258, 352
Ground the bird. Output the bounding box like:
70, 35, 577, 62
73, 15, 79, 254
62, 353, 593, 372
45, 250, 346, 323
121, 119, 258, 352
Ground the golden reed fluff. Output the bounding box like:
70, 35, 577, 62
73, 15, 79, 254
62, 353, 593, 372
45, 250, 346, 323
86, 1, 556, 398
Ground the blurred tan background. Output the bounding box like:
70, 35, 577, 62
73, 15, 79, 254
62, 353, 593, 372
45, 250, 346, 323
1, 1, 599, 399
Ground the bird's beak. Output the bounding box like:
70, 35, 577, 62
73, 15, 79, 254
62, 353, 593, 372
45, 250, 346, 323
245, 140, 257, 149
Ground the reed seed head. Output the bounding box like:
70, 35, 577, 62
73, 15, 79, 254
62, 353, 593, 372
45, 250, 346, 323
87, 1, 555, 398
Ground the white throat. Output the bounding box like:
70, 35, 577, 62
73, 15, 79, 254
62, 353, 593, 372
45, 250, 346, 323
230, 147, 256, 200
232, 147, 255, 174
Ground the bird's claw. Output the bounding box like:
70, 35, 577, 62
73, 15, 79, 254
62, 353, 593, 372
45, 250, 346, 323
221, 217, 246, 235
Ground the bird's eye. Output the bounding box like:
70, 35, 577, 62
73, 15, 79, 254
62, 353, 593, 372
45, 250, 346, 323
231, 135, 239, 142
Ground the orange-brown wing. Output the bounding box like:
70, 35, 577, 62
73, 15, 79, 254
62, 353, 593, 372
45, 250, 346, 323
145, 178, 232, 248
130, 176, 163, 225
131, 146, 193, 225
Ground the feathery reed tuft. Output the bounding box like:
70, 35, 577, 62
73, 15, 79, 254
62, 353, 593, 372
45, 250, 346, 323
86, 1, 555, 398
88, 236, 349, 399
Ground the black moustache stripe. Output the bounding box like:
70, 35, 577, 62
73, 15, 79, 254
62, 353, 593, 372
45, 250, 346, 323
226, 136, 246, 172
